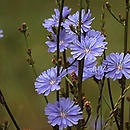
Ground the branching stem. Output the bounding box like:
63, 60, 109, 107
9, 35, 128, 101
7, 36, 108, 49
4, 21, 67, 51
0, 89, 20, 130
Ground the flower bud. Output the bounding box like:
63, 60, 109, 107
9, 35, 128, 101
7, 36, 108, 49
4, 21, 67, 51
22, 23, 27, 31
126, 94, 130, 102
48, 33, 54, 41
27, 58, 34, 65
106, 2, 111, 11
0, 90, 5, 106
52, 26, 57, 34
18, 23, 28, 33
27, 48, 31, 55
84, 101, 91, 115
125, 121, 130, 129
69, 24, 76, 33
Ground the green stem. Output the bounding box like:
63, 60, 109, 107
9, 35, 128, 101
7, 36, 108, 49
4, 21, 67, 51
95, 81, 104, 130
77, 0, 84, 129
53, 1, 65, 130
83, 114, 91, 128
108, 10, 124, 25
124, 1, 129, 54
23, 33, 48, 104
100, 99, 103, 130
107, 78, 120, 130
67, 127, 71, 130
128, 102, 130, 123
63, 50, 69, 97
56, 0, 64, 102
120, 2, 129, 129
0, 89, 20, 130
120, 81, 125, 130
97, 83, 111, 110
63, 51, 71, 130
103, 85, 130, 130
64, 76, 74, 87
85, 0, 90, 12
77, 0, 83, 108
78, 59, 84, 109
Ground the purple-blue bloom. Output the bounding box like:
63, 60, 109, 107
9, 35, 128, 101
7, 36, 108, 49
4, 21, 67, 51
84, 66, 104, 80
43, 6, 71, 32
103, 53, 130, 81
63, 9, 94, 34
70, 29, 107, 60
0, 29, 3, 38
46, 29, 75, 52
67, 57, 97, 80
34, 67, 67, 96
45, 97, 82, 130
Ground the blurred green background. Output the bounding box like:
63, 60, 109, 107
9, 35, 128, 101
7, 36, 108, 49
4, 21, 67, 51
0, 0, 130, 130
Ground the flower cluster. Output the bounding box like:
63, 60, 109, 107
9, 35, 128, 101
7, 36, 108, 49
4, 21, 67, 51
34, 4, 130, 130
34, 6, 109, 129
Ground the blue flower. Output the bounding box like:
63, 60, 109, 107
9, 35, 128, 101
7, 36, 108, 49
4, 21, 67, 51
84, 66, 104, 80
45, 97, 82, 130
103, 53, 130, 81
63, 9, 94, 34
93, 66, 104, 80
0, 29, 3, 38
34, 67, 67, 96
43, 6, 71, 32
70, 29, 107, 60
46, 29, 75, 52
67, 57, 97, 80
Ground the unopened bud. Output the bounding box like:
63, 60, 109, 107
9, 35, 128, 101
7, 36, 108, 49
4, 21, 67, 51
106, 2, 111, 11
27, 58, 34, 65
48, 33, 54, 41
0, 95, 4, 105
51, 58, 56, 65
125, 0, 129, 5
84, 101, 91, 115
27, 48, 31, 55
85, 0, 89, 4
52, 26, 57, 34
18, 23, 28, 33
22, 23, 27, 31
26, 32, 30, 37
69, 24, 76, 33
126, 94, 130, 102
118, 14, 125, 24
125, 121, 130, 129
58, 58, 62, 66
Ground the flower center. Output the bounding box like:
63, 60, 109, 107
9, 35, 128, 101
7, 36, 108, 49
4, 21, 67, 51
117, 64, 123, 70
60, 40, 64, 44
50, 80, 56, 85
60, 112, 66, 118
84, 48, 90, 53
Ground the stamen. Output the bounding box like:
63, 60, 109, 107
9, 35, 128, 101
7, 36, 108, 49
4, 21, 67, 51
60, 40, 64, 44
84, 48, 90, 53
117, 64, 123, 70
50, 80, 56, 85
60, 112, 66, 118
